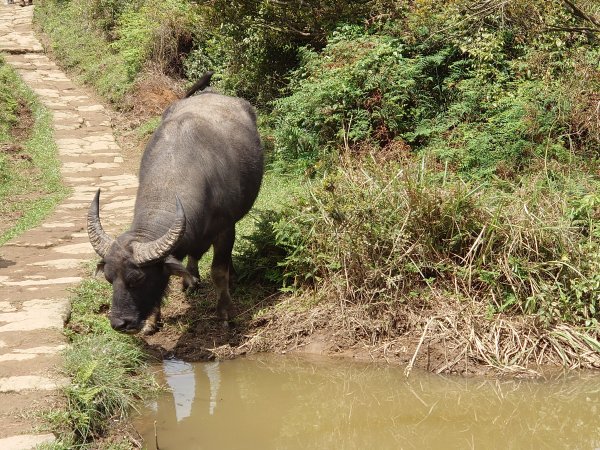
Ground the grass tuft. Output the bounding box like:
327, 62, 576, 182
43, 277, 159, 448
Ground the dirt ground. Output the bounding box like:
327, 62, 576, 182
110, 72, 184, 175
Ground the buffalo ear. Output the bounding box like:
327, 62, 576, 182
94, 261, 105, 277
164, 255, 197, 286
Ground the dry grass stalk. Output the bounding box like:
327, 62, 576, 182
235, 286, 600, 377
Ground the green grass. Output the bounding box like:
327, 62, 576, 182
34, 3, 132, 105
0, 59, 69, 245
237, 169, 305, 246
42, 275, 159, 449
274, 158, 600, 324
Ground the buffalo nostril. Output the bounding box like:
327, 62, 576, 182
110, 317, 128, 331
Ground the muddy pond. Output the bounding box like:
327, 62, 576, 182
135, 354, 600, 449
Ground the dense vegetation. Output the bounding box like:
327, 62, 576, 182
34, 0, 600, 374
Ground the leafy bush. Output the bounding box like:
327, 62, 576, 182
72, 0, 131, 37
272, 26, 456, 170
422, 79, 573, 178
181, 0, 372, 105
234, 210, 290, 286
271, 0, 599, 175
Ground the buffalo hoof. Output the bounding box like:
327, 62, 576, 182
140, 320, 160, 335
221, 320, 236, 330
182, 276, 200, 293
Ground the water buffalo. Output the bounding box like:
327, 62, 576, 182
87, 72, 263, 334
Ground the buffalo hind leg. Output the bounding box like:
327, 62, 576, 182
182, 243, 210, 292
182, 256, 201, 291
211, 227, 235, 324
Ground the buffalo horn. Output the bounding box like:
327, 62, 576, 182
131, 196, 186, 265
87, 188, 115, 258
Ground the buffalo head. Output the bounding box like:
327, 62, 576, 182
87, 189, 195, 334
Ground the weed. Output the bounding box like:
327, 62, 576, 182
135, 116, 161, 140
233, 170, 304, 279
112, 0, 198, 79
242, 157, 600, 372
274, 159, 600, 322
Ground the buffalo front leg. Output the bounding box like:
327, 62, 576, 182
211, 227, 235, 323
140, 306, 161, 335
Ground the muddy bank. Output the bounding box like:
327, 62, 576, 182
136, 274, 600, 379
138, 282, 502, 377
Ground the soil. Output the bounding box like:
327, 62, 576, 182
109, 73, 184, 176
141, 282, 279, 362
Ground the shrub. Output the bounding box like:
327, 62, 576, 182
269, 158, 600, 327
272, 26, 456, 170
421, 79, 575, 178
271, 0, 599, 175
182, 0, 371, 105
72, 0, 132, 37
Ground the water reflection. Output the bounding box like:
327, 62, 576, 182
203, 361, 220, 416
137, 355, 600, 450
162, 359, 195, 422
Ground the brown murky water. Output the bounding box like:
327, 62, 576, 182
136, 355, 600, 450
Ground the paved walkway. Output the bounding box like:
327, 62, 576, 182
0, 5, 137, 448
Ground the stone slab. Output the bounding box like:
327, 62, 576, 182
0, 434, 56, 450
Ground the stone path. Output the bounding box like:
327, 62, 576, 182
0, 5, 138, 448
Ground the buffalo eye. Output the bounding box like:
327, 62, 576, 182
101, 263, 118, 284
125, 270, 145, 288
